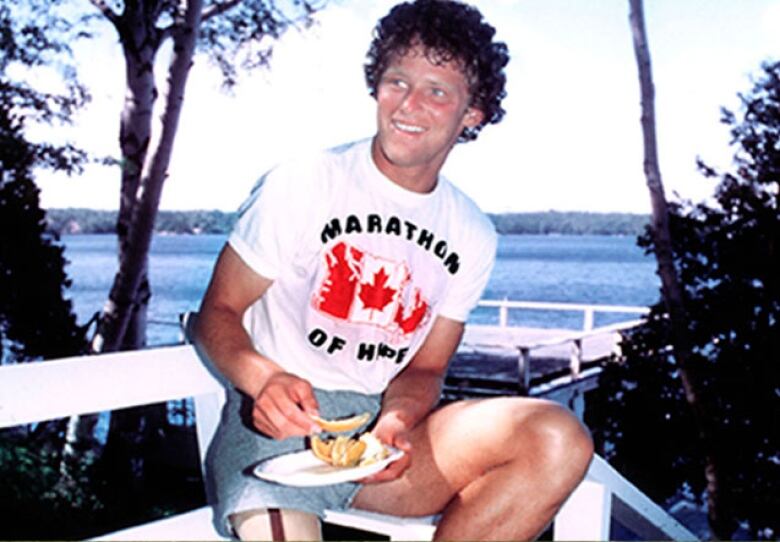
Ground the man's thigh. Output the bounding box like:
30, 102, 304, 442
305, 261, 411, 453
351, 396, 559, 516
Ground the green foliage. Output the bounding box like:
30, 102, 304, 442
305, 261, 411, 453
0, 434, 106, 539
0, 1, 88, 363
591, 314, 706, 503
155, 209, 239, 234
0, 422, 208, 539
45, 207, 240, 234
1, 1, 95, 536
0, 0, 89, 130
0, 107, 87, 361
198, 0, 324, 88
592, 61, 780, 539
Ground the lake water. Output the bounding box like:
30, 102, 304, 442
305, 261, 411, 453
61, 234, 660, 346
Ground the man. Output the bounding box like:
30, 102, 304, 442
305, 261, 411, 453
195, 1, 594, 540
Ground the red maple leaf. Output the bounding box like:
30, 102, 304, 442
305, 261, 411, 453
395, 290, 429, 334
358, 268, 397, 312
316, 242, 362, 319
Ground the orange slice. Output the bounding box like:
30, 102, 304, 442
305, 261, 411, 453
310, 435, 370, 468
312, 412, 371, 433
310, 435, 334, 463
334, 437, 367, 467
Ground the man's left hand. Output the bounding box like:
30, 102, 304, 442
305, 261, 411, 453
359, 411, 413, 483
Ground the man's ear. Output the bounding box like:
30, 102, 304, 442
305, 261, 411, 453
464, 107, 484, 128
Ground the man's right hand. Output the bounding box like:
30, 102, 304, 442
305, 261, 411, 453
252, 372, 322, 439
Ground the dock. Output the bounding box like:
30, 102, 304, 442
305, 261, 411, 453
442, 300, 650, 413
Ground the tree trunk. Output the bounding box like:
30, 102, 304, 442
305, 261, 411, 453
102, 0, 203, 500
92, 0, 202, 355
58, 2, 164, 495
60, 0, 203, 504
627, 1, 733, 538
91, 7, 162, 354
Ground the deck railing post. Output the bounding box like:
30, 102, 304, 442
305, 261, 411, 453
568, 390, 585, 420
553, 479, 612, 541
499, 299, 509, 327
583, 308, 595, 331
570, 339, 582, 379
517, 346, 531, 392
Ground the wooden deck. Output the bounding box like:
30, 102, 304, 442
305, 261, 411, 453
443, 324, 626, 402
462, 324, 622, 361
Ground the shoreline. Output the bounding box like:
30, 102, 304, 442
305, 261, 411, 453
46, 208, 650, 237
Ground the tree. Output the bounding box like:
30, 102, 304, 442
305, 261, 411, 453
87, 0, 323, 355
47, 0, 325, 511
624, 0, 735, 536
596, 56, 780, 539
628, 7, 736, 530
0, 0, 97, 528
0, 104, 87, 364
0, 1, 88, 369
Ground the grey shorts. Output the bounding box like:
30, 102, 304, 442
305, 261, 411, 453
204, 386, 382, 537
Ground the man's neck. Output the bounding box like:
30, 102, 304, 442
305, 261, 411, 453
370, 137, 441, 194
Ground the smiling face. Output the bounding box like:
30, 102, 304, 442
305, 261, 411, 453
372, 45, 484, 193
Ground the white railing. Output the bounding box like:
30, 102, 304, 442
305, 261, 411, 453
477, 299, 650, 330
0, 345, 696, 541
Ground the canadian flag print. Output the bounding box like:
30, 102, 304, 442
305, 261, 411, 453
313, 241, 430, 336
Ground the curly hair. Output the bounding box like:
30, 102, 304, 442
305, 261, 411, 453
364, 0, 509, 142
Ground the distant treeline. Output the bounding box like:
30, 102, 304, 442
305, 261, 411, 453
46, 209, 238, 235
488, 211, 649, 236
46, 208, 650, 236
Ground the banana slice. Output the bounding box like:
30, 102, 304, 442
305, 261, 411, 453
312, 412, 371, 433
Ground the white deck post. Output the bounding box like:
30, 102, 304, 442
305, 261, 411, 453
192, 391, 224, 465
553, 479, 612, 541
583, 308, 595, 330
499, 299, 509, 327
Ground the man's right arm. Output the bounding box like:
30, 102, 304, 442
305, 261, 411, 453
194, 244, 320, 438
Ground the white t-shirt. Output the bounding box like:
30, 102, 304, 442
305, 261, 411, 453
229, 138, 497, 394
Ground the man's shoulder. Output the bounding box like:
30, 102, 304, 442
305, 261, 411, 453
271, 138, 370, 178
438, 178, 496, 239
325, 138, 371, 157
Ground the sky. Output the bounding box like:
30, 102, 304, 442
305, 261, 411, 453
33, 0, 780, 214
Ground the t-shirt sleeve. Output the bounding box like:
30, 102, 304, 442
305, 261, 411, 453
437, 219, 497, 322
228, 163, 319, 280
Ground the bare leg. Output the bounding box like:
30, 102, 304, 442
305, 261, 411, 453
231, 508, 322, 541
352, 397, 594, 541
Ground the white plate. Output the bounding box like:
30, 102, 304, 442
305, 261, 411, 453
253, 448, 403, 487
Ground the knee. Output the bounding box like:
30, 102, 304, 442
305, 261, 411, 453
517, 400, 594, 475
502, 399, 593, 476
